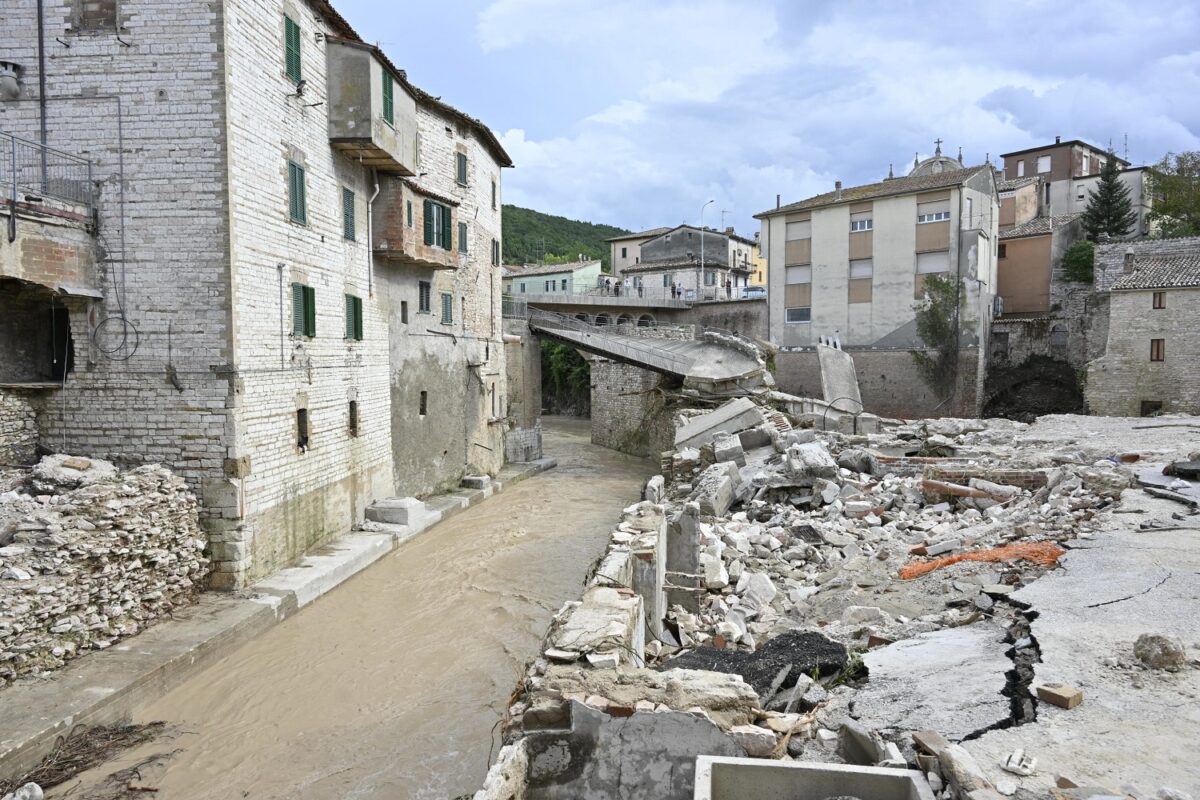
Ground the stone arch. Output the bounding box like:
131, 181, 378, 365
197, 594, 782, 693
637, 314, 655, 327
574, 313, 589, 323
616, 313, 634, 326
594, 313, 611, 327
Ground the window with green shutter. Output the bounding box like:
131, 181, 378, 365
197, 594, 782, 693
491, 238, 500, 266
288, 160, 307, 224
418, 280, 431, 313
456, 152, 468, 186
344, 293, 363, 340
284, 15, 302, 83
342, 187, 355, 241
458, 222, 468, 253
292, 282, 316, 337
422, 200, 453, 250
441, 292, 453, 324
406, 199, 413, 228
382, 73, 394, 125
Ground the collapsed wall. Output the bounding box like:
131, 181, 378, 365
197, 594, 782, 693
0, 455, 207, 687
0, 390, 38, 467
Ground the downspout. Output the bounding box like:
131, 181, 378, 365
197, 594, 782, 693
36, 0, 48, 190
366, 168, 379, 295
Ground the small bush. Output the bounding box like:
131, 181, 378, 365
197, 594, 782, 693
1062, 241, 1095, 283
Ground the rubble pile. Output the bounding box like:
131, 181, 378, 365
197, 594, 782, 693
480, 401, 1199, 800
0, 455, 208, 687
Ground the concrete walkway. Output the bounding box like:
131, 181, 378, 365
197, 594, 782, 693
0, 458, 556, 781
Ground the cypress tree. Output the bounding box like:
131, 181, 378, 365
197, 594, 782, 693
1081, 151, 1137, 240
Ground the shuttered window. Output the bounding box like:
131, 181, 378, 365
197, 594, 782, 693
917, 199, 950, 224
422, 200, 453, 250
382, 73, 394, 125
458, 222, 468, 253
456, 152, 468, 186
785, 220, 811, 240
288, 160, 307, 224
418, 280, 431, 313
292, 282, 316, 337
284, 15, 302, 83
916, 251, 950, 274
849, 212, 873, 232
491, 238, 500, 266
785, 265, 812, 284
849, 259, 873, 279
441, 292, 453, 324
342, 187, 355, 241
344, 294, 363, 341
406, 199, 413, 227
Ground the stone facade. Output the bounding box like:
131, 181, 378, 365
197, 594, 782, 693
590, 360, 677, 457
0, 391, 38, 466
0, 0, 510, 588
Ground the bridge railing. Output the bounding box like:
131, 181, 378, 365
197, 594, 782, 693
528, 308, 694, 375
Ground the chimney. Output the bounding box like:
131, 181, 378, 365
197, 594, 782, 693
724, 226, 734, 236
776, 193, 780, 209
834, 180, 842, 200
1123, 247, 1136, 273
1055, 135, 1061, 144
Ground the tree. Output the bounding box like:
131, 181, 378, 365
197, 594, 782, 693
1061, 240, 1095, 283
1147, 151, 1200, 238
1081, 151, 1137, 240
910, 274, 964, 399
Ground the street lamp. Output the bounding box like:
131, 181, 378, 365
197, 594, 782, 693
699, 199, 714, 300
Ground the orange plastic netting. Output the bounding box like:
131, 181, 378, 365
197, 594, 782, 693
899, 542, 1066, 580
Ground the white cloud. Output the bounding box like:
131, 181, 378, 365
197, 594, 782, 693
586, 100, 648, 126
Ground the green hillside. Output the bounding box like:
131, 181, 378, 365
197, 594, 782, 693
502, 205, 630, 271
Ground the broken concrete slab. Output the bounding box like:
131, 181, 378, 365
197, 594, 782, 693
675, 398, 767, 450
545, 587, 645, 666
660, 630, 847, 698
693, 756, 936, 800
365, 496, 430, 526
692, 461, 742, 517
853, 624, 1012, 742
816, 341, 864, 412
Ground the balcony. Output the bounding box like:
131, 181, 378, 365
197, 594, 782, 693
326, 40, 417, 176
372, 178, 458, 270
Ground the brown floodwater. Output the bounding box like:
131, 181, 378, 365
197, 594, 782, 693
51, 416, 650, 800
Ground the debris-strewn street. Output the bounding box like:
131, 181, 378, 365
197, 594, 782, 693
486, 405, 1200, 799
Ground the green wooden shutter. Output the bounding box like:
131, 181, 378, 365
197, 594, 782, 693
382, 73, 394, 125
456, 153, 467, 185
292, 282, 305, 335
288, 161, 306, 224
344, 294, 354, 339
423, 199, 434, 245
303, 285, 316, 337
406, 199, 412, 227
285, 16, 302, 83
441, 292, 452, 324
342, 187, 355, 240
458, 222, 468, 253
354, 296, 364, 340
441, 206, 452, 250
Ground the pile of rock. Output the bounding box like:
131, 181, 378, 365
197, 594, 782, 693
0, 455, 207, 687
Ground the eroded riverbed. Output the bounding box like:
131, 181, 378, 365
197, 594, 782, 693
51, 416, 651, 800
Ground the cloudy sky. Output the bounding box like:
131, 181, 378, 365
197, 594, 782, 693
337, 0, 1199, 237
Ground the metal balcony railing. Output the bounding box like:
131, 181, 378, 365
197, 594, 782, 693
1, 130, 94, 217
528, 308, 695, 375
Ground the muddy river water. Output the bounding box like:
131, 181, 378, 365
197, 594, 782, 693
53, 416, 651, 800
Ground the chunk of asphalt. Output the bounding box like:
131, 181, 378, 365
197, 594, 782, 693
659, 630, 848, 698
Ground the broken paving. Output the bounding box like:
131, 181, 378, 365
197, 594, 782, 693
478, 400, 1200, 800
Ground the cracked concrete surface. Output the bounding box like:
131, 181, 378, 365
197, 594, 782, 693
966, 492, 1200, 796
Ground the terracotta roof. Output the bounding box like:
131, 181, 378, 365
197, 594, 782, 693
402, 179, 459, 207
503, 260, 602, 278
1111, 254, 1200, 290
606, 227, 672, 242
997, 176, 1039, 192
757, 165, 990, 218
999, 213, 1083, 240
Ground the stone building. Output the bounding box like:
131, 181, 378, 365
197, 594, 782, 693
1086, 238, 1200, 416
616, 225, 757, 301
0, 0, 510, 588
756, 154, 999, 418
608, 227, 672, 278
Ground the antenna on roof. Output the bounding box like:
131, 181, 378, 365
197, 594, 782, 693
1124, 132, 1128, 162
957, 146, 963, 165
887, 163, 894, 180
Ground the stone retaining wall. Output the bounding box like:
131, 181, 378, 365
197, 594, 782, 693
0, 391, 38, 467
0, 456, 207, 687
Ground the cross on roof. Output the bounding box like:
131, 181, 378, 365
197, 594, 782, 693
934, 137, 943, 155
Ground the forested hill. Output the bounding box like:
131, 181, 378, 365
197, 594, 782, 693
502, 205, 630, 270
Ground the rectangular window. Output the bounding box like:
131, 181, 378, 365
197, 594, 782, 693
296, 408, 309, 451
492, 238, 500, 266
621, 247, 628, 258
348, 401, 359, 437
916, 199, 951, 224
423, 200, 452, 250
418, 280, 431, 313
849, 212, 872, 232
965, 197, 973, 227
287, 160, 307, 224
849, 258, 873, 279
1150, 338, 1165, 361
785, 307, 811, 323
1078, 155, 1089, 177
406, 199, 413, 228
419, 391, 428, 416
519, 282, 526, 293
491, 179, 497, 209
291, 282, 316, 337
441, 292, 453, 324
344, 293, 363, 341
1152, 291, 1166, 309
458, 221, 468, 253
561, 279, 567, 290
1140, 400, 1163, 417
663, 274, 671, 287
998, 243, 1008, 259
456, 152, 468, 186
1037, 155, 1052, 174
785, 220, 811, 240
342, 187, 355, 241
544, 280, 551, 292
1016, 160, 1025, 177
382, 72, 394, 125
916, 250, 950, 274
284, 15, 302, 83
400, 300, 409, 324
785, 265, 812, 284
704, 271, 716, 286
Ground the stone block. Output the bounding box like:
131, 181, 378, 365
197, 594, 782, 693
365, 497, 428, 526
675, 397, 766, 450
692, 461, 742, 517
461, 475, 489, 490
1036, 682, 1083, 709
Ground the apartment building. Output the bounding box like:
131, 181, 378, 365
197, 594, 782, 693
1000, 137, 1152, 237
0, 0, 510, 588
759, 165, 998, 349
615, 224, 756, 300
607, 227, 672, 279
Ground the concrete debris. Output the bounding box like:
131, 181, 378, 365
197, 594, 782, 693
1035, 683, 1084, 709
1133, 633, 1186, 672
661, 630, 847, 699
0, 456, 207, 687
729, 723, 778, 757
1000, 748, 1037, 776
0, 784, 43, 800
